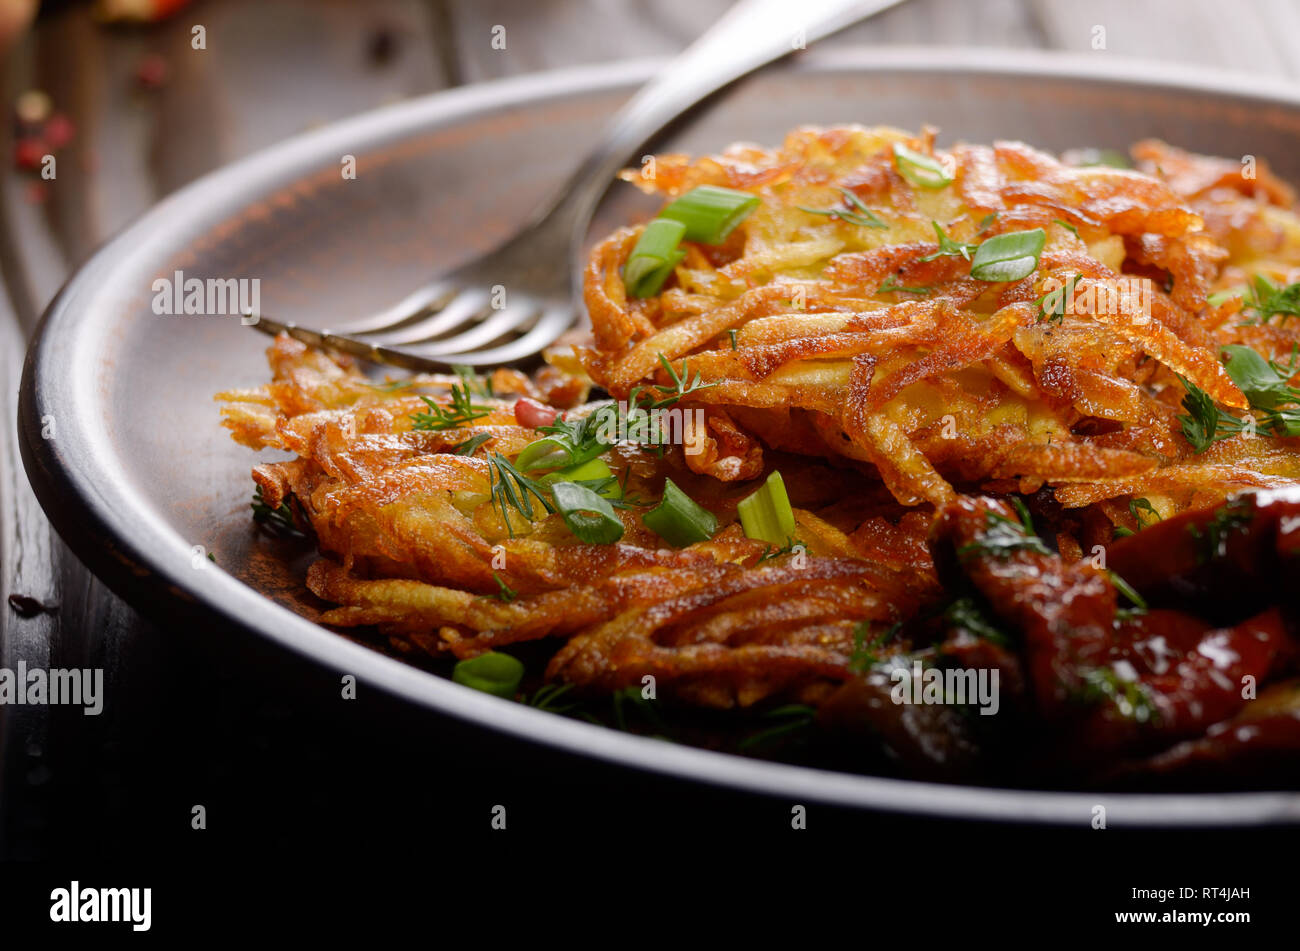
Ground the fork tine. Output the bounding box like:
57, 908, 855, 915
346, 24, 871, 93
409, 301, 542, 357
364, 287, 491, 345
343, 281, 459, 334
433, 305, 577, 366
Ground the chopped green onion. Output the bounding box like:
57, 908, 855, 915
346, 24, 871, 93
1207, 286, 1244, 308
550, 481, 625, 544
1071, 147, 1130, 169
892, 143, 954, 189
539, 457, 622, 500
659, 185, 759, 244
642, 478, 717, 547
737, 470, 796, 546
969, 228, 1046, 282
624, 218, 687, 299
452, 652, 525, 698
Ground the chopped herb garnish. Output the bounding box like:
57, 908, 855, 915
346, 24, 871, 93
726, 329, 738, 350
849, 620, 901, 672
451, 432, 493, 456
1071, 148, 1131, 169
485, 452, 554, 535
1109, 570, 1147, 616
478, 572, 518, 603
410, 383, 492, 431
738, 704, 817, 751
516, 404, 618, 472
550, 481, 625, 545
644, 353, 719, 408
522, 682, 579, 714
976, 212, 1000, 236
943, 596, 1009, 646
756, 537, 806, 563
1035, 273, 1081, 324
1113, 497, 1160, 538
919, 221, 977, 262
251, 485, 303, 537
1077, 666, 1160, 724
878, 274, 931, 296
969, 228, 1046, 283
892, 142, 954, 189
957, 504, 1051, 562
643, 478, 717, 548
739, 471, 797, 547
1175, 375, 1246, 452
1052, 218, 1080, 238
624, 218, 687, 299
1207, 286, 1244, 308
797, 186, 888, 229
1238, 274, 1300, 326
659, 185, 760, 244
365, 379, 415, 393
452, 651, 525, 699
453, 363, 494, 398
1186, 497, 1254, 565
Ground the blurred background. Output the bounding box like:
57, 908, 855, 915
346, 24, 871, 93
2, 0, 1297, 864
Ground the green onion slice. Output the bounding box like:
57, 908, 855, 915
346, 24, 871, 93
452, 652, 525, 699
539, 457, 622, 500
892, 143, 954, 189
624, 218, 686, 299
643, 478, 717, 548
737, 470, 796, 546
660, 185, 760, 244
550, 481, 625, 544
969, 228, 1046, 282
1207, 286, 1245, 308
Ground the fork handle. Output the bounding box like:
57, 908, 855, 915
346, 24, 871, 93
535, 0, 903, 239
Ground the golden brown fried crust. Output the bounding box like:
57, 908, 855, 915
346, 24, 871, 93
586, 125, 1300, 514
220, 128, 1300, 726
219, 333, 940, 708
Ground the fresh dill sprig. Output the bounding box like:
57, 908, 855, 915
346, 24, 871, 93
410, 378, 492, 431
522, 682, 579, 714
919, 221, 977, 262
1238, 274, 1300, 326
485, 452, 554, 535
477, 572, 518, 603
797, 186, 888, 229
643, 353, 719, 409
451, 432, 493, 456
452, 364, 494, 397
956, 503, 1051, 562
1186, 497, 1255, 565
251, 484, 303, 537
943, 596, 1009, 646
756, 537, 806, 563
1035, 273, 1081, 324
1076, 667, 1161, 724
848, 620, 901, 672
737, 704, 818, 751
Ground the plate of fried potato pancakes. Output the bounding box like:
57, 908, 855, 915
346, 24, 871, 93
23, 52, 1300, 821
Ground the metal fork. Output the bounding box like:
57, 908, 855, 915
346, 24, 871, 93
251, 0, 903, 371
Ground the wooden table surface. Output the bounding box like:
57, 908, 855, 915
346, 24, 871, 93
2, 0, 1297, 859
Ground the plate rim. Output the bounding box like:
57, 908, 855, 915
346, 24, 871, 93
19, 46, 1300, 826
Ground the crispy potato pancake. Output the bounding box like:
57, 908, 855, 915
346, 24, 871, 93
219, 127, 1300, 786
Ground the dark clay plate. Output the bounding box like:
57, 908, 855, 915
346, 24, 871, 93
20, 48, 1300, 825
